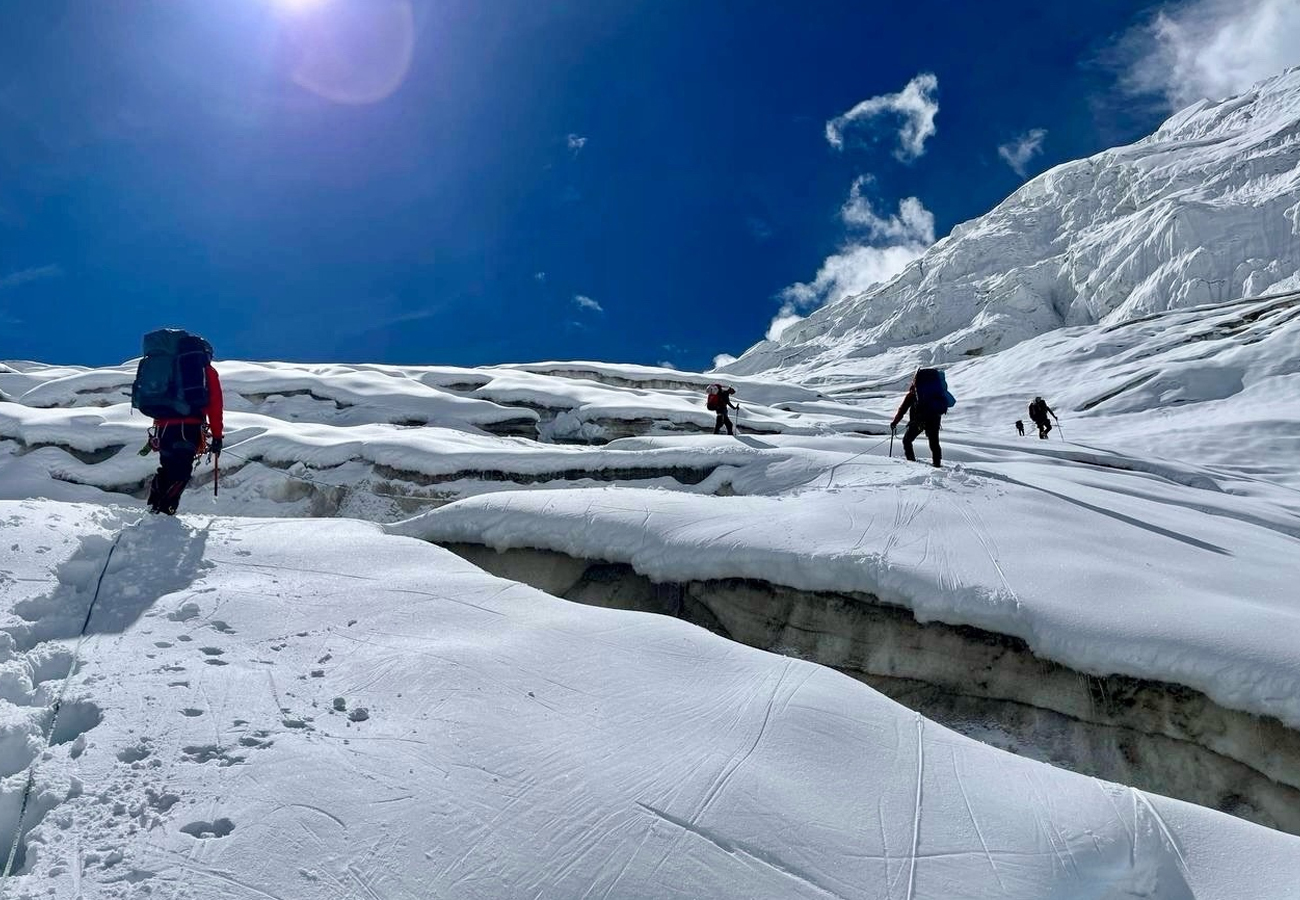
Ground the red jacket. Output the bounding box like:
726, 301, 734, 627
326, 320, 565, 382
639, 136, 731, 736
154, 365, 223, 439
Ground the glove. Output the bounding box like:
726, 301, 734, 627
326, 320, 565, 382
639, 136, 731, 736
890, 421, 899, 433
209, 436, 223, 455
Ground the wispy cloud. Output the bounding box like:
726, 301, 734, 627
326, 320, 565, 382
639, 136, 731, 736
997, 128, 1048, 177
1117, 0, 1300, 108
745, 217, 773, 241
768, 180, 935, 341
712, 353, 738, 369
573, 294, 603, 313
350, 306, 441, 336
567, 133, 588, 153
657, 360, 678, 370
534, 271, 546, 282
825, 73, 939, 162
0, 264, 63, 291
840, 177, 935, 241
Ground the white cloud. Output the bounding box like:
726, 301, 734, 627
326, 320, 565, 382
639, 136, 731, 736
766, 311, 805, 342
657, 360, 678, 370
840, 178, 936, 243
0, 264, 62, 291
573, 294, 603, 313
768, 182, 935, 341
712, 353, 738, 369
997, 128, 1048, 178
567, 133, 588, 153
534, 271, 546, 282
1120, 0, 1300, 108
825, 73, 939, 162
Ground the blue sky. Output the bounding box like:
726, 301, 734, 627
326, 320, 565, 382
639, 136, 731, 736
1, 0, 1293, 369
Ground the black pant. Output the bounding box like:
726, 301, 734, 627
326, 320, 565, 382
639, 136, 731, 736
1033, 417, 1052, 438
148, 423, 202, 514
714, 409, 734, 436
903, 418, 941, 467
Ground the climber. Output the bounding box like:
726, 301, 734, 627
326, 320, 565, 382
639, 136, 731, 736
1027, 396, 1058, 440
890, 368, 955, 468
706, 383, 739, 436
131, 329, 224, 515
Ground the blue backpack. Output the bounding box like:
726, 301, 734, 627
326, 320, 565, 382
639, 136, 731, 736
914, 368, 956, 418
131, 329, 213, 418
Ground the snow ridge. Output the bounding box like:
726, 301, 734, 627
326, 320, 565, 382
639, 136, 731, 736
725, 67, 1300, 384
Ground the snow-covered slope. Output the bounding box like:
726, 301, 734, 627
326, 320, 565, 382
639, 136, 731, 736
4, 347, 1300, 890
724, 68, 1300, 384
0, 359, 864, 521
4, 499, 1300, 899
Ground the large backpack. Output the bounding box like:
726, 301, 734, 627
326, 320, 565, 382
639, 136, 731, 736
131, 329, 213, 419
705, 383, 724, 411
913, 368, 956, 418
1028, 398, 1046, 422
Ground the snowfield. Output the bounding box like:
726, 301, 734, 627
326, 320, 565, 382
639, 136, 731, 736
3, 344, 1300, 896
3, 500, 1299, 900
393, 442, 1300, 731
4, 64, 1300, 900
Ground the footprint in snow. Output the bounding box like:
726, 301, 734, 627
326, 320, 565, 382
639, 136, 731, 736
238, 731, 274, 750
168, 603, 200, 623
181, 818, 234, 839
117, 742, 151, 763
181, 745, 244, 766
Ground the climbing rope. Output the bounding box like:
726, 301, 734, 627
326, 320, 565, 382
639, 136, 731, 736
819, 433, 894, 488
0, 522, 136, 889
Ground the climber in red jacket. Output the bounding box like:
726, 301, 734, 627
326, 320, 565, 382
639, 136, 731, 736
145, 362, 223, 515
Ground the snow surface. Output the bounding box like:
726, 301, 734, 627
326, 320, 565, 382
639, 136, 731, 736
724, 68, 1300, 384
3, 498, 1299, 899
394, 433, 1300, 731
4, 343, 1299, 732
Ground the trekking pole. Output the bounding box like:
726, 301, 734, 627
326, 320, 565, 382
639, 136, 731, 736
889, 426, 895, 457
213, 454, 220, 498
1055, 418, 1064, 442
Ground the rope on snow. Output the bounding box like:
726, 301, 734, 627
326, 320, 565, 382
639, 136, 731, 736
0, 521, 137, 889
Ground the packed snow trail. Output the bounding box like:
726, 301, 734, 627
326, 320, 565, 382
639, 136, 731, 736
0, 517, 133, 887
2, 499, 1298, 899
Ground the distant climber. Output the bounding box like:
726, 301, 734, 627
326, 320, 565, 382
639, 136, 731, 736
131, 329, 224, 515
1027, 396, 1058, 440
1015, 419, 1025, 437
890, 368, 956, 468
706, 383, 738, 436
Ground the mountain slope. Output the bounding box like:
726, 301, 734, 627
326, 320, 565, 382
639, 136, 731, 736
4, 499, 1300, 899
724, 68, 1300, 384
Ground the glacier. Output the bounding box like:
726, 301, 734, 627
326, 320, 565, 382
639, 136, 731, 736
722, 67, 1300, 386
2, 65, 1300, 900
